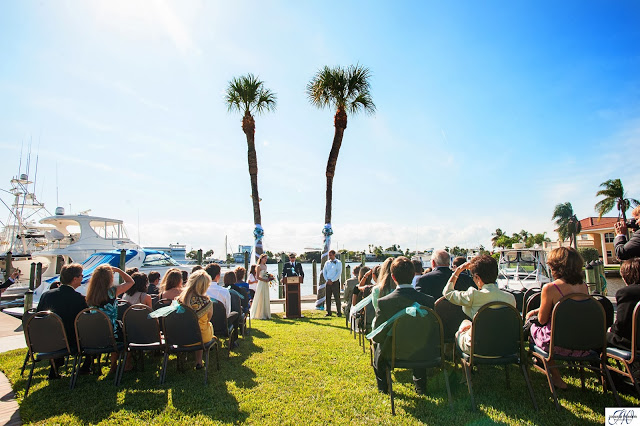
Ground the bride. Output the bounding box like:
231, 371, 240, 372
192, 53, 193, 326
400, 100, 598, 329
250, 253, 271, 319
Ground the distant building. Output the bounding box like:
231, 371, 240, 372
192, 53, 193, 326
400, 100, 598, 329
145, 243, 187, 263
233, 245, 252, 263
543, 217, 618, 265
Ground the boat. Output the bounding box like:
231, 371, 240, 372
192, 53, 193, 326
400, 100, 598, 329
0, 174, 55, 280
34, 207, 141, 278
412, 249, 433, 269
495, 244, 551, 290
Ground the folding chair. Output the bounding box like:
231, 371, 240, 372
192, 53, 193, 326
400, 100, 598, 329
211, 300, 236, 352
523, 292, 541, 320
73, 308, 125, 388
607, 302, 640, 397
117, 300, 131, 321
24, 311, 77, 396
522, 288, 541, 318
531, 294, 621, 410
20, 308, 37, 377
458, 302, 537, 411
161, 303, 219, 384
434, 296, 468, 363
385, 306, 452, 415
120, 304, 165, 384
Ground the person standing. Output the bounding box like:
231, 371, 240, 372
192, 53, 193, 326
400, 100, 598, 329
282, 253, 304, 281
614, 205, 640, 260
322, 250, 342, 317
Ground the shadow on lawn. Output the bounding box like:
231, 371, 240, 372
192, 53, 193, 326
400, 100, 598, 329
18, 332, 265, 423
389, 366, 606, 424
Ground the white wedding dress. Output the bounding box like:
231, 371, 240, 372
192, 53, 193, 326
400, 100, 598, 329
250, 268, 271, 319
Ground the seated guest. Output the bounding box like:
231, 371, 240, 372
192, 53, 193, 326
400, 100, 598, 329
86, 264, 134, 373
372, 256, 435, 394
411, 259, 423, 288
181, 270, 188, 285
526, 247, 589, 390
192, 265, 203, 273
0, 269, 20, 293
159, 269, 184, 300
416, 249, 453, 300
204, 263, 231, 318
224, 270, 249, 311
121, 272, 152, 308
147, 271, 160, 295
36, 263, 89, 378
371, 258, 396, 312
177, 270, 213, 369
343, 265, 362, 317
443, 255, 516, 355
234, 267, 250, 290
451, 256, 477, 292
125, 267, 139, 276
222, 271, 243, 345
607, 258, 640, 351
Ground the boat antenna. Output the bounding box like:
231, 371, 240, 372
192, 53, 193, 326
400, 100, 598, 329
137, 208, 141, 245
56, 162, 59, 207
18, 139, 24, 176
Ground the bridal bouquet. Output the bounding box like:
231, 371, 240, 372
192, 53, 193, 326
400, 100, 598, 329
266, 273, 277, 287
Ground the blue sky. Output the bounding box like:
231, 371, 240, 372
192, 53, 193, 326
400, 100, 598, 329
1, 1, 639, 257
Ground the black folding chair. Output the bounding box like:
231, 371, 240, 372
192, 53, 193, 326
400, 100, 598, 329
458, 302, 537, 411
20, 308, 37, 377
434, 296, 468, 363
73, 308, 125, 389
591, 294, 614, 329
161, 304, 219, 384
523, 292, 541, 320
117, 300, 131, 321
153, 298, 172, 311
531, 294, 621, 410
229, 291, 246, 338
23, 311, 77, 396
607, 302, 640, 397
522, 288, 541, 318
211, 300, 236, 352
385, 306, 452, 415
120, 304, 165, 384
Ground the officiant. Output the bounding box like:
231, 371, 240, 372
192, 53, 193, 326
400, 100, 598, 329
283, 253, 304, 281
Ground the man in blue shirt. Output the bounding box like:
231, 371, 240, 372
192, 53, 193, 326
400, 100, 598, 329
322, 250, 342, 317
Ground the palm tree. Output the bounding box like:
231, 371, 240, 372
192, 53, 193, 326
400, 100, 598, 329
307, 64, 375, 308
491, 229, 505, 248
595, 179, 639, 222
552, 202, 581, 250
225, 74, 276, 259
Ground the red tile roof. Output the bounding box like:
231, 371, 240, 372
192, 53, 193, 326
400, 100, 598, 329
579, 217, 618, 231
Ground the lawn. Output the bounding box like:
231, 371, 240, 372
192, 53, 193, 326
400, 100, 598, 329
0, 311, 637, 425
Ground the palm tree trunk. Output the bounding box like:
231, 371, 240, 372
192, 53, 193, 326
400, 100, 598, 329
316, 108, 347, 310
243, 112, 263, 257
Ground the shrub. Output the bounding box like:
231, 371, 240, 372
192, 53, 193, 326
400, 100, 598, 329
578, 247, 599, 263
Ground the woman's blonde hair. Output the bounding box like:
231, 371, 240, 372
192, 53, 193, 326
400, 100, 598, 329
86, 264, 114, 307
178, 270, 211, 304
160, 268, 183, 292
376, 257, 396, 298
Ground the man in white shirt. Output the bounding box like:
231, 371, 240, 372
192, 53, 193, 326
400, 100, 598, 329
322, 250, 342, 317
204, 263, 231, 318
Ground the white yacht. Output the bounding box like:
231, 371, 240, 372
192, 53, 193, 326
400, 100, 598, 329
0, 174, 55, 279
495, 244, 551, 290
35, 208, 140, 278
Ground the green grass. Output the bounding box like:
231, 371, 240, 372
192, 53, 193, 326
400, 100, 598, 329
1, 311, 638, 425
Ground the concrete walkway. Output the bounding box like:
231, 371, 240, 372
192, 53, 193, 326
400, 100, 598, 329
0, 312, 24, 426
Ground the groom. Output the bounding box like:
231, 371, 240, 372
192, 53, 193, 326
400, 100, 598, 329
282, 253, 304, 281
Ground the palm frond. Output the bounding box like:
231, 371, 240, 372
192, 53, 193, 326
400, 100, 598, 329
225, 73, 277, 116
307, 64, 375, 115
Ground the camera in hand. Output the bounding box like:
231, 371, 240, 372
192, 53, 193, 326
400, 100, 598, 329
627, 218, 639, 230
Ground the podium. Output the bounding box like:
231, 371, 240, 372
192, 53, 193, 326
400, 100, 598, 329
283, 276, 302, 318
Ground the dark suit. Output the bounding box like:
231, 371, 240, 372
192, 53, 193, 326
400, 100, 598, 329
0, 278, 15, 291
372, 285, 435, 392
607, 284, 640, 350
282, 261, 304, 280
415, 266, 453, 301
454, 271, 477, 292
615, 229, 640, 261
36, 285, 88, 347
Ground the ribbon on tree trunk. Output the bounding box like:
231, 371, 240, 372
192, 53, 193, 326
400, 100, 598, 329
315, 223, 333, 309
253, 224, 264, 262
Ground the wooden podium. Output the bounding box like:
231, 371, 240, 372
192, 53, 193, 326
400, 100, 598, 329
283, 276, 302, 318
